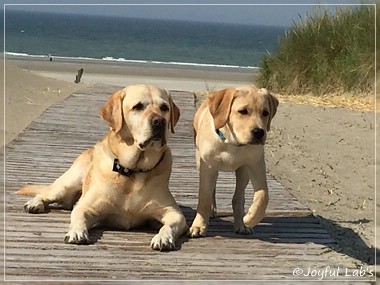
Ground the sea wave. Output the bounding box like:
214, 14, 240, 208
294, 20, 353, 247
5, 52, 259, 70
5, 52, 47, 58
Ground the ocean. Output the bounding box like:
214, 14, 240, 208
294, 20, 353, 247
4, 10, 286, 70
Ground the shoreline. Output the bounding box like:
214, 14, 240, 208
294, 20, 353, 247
5, 55, 255, 92
5, 53, 257, 80
5, 52, 259, 72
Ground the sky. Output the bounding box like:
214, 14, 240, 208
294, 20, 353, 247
1, 0, 372, 27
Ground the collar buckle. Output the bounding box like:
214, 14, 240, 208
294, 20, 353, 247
113, 159, 134, 177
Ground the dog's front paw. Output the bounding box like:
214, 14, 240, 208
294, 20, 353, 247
64, 228, 90, 244
150, 232, 175, 251
234, 224, 254, 235
188, 225, 207, 238
24, 197, 45, 214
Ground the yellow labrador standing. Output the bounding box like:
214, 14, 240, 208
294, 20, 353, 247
189, 85, 278, 237
17, 84, 188, 251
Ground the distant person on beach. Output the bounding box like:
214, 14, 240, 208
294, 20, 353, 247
48, 54, 53, 62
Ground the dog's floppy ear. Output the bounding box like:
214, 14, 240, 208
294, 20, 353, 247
99, 89, 126, 133
262, 89, 279, 131
208, 88, 236, 129
168, 92, 180, 134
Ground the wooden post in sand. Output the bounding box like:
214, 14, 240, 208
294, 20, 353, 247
75, 68, 84, 83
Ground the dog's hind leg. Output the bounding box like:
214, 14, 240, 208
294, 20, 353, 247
17, 148, 93, 213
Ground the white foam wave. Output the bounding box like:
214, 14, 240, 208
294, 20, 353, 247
5, 52, 46, 58
5, 52, 258, 70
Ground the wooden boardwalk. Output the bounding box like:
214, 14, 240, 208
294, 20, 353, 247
3, 84, 364, 282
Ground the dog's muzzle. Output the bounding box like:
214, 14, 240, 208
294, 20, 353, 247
138, 115, 167, 151
138, 116, 167, 150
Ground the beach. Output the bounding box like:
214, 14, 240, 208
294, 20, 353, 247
3, 56, 378, 267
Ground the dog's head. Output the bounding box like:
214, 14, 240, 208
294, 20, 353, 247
100, 84, 180, 151
208, 85, 278, 145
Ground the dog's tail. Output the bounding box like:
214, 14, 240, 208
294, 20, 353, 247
243, 189, 269, 227
16, 185, 50, 196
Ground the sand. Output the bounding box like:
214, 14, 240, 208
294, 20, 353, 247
265, 103, 377, 265
2, 59, 89, 146
8, 56, 254, 93
2, 56, 378, 267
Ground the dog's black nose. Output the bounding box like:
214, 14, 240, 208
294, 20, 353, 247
252, 128, 265, 139
151, 116, 166, 127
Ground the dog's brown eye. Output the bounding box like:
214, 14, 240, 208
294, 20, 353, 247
160, 104, 169, 112
132, 102, 144, 111
238, 109, 248, 115
263, 110, 269, 117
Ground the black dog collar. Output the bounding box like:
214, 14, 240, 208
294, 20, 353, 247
112, 152, 166, 177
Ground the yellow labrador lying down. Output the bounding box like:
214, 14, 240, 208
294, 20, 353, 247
17, 84, 188, 251
189, 85, 278, 237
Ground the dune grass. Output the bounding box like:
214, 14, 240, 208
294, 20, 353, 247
257, 5, 376, 97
